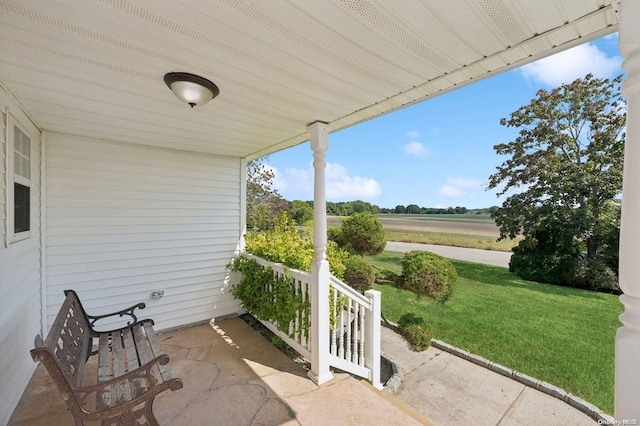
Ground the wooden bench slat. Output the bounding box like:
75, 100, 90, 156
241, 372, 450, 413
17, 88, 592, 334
122, 328, 139, 371
122, 327, 145, 399
133, 325, 161, 386
97, 333, 112, 410
144, 322, 174, 381
111, 330, 131, 406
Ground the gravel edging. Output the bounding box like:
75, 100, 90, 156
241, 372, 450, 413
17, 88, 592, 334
429, 339, 614, 424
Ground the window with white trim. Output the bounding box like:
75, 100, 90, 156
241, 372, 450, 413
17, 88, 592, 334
6, 115, 31, 245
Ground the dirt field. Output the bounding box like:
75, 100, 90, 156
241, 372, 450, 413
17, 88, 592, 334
328, 215, 501, 237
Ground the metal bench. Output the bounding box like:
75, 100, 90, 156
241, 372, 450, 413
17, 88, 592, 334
30, 290, 183, 425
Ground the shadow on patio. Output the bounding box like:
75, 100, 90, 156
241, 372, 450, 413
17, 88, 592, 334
10, 317, 430, 425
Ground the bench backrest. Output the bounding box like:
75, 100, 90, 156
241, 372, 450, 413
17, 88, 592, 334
31, 291, 93, 390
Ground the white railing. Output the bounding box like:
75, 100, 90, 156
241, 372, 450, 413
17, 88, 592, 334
329, 275, 381, 388
240, 253, 382, 389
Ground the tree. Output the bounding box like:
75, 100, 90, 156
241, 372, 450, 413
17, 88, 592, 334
246, 157, 291, 229
488, 74, 625, 286
290, 200, 314, 225
406, 204, 421, 214
395, 205, 406, 214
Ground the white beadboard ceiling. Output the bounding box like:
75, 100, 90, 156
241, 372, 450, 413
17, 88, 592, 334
0, 0, 618, 159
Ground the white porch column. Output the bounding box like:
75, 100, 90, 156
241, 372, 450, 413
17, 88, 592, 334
307, 121, 333, 385
617, 0, 640, 420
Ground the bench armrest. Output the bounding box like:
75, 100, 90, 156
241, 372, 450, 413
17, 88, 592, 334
64, 289, 151, 336
86, 301, 147, 329
89, 318, 155, 337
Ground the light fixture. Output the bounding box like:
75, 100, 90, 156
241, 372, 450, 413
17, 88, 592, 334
164, 72, 220, 108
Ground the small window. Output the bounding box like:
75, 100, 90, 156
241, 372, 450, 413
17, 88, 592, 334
6, 115, 31, 245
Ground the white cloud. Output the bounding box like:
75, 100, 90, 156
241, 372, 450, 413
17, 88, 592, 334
519, 43, 622, 87
406, 130, 420, 138
271, 165, 311, 195
326, 163, 382, 200
437, 177, 483, 199
446, 177, 482, 189
438, 185, 464, 198
404, 141, 430, 157
272, 162, 382, 201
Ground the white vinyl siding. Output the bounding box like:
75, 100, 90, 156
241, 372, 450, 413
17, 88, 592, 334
0, 93, 42, 426
45, 133, 243, 331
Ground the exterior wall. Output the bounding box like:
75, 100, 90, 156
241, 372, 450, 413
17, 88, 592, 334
45, 133, 243, 331
0, 88, 43, 425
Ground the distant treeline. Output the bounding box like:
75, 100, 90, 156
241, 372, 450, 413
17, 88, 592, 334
296, 200, 499, 216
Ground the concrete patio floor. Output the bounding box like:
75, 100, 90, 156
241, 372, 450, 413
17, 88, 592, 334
9, 317, 431, 425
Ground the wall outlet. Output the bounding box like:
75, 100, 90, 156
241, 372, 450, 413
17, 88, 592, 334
151, 290, 164, 299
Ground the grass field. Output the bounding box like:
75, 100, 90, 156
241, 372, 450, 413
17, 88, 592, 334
377, 213, 494, 221
328, 214, 521, 252
384, 228, 518, 251
370, 251, 622, 414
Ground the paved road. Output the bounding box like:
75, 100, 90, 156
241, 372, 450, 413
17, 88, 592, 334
385, 241, 512, 268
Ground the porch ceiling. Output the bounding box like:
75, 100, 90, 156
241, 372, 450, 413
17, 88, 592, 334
0, 0, 617, 159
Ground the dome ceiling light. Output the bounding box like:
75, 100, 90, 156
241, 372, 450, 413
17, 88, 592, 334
164, 72, 220, 108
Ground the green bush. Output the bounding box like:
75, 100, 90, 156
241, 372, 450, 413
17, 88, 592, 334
574, 258, 619, 292
343, 255, 376, 293
509, 231, 619, 292
339, 212, 386, 256
327, 227, 345, 247
398, 313, 431, 352
245, 212, 350, 279
400, 251, 457, 303
508, 229, 583, 284
229, 257, 309, 336
509, 252, 580, 285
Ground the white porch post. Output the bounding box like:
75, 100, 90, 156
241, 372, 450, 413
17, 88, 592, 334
307, 121, 333, 385
364, 289, 382, 390
617, 0, 640, 419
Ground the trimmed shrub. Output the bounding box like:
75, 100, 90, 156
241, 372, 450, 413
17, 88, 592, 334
339, 212, 386, 256
400, 251, 457, 303
398, 313, 431, 352
343, 255, 376, 293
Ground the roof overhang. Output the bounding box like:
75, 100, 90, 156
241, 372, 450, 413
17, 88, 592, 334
0, 0, 618, 159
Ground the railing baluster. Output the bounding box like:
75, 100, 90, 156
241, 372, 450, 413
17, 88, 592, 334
330, 287, 337, 355
294, 279, 299, 345
338, 293, 345, 359
346, 298, 352, 362
352, 302, 359, 364
359, 303, 365, 366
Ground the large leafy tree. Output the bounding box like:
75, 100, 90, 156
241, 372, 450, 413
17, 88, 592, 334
488, 74, 625, 260
246, 157, 291, 229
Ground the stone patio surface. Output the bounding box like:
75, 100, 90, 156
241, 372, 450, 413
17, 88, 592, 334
381, 326, 598, 425
9, 317, 430, 425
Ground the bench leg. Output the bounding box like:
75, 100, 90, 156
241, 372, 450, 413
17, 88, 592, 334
96, 403, 157, 426
145, 396, 159, 426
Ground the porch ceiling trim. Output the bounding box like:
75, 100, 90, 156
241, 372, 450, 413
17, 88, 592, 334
0, 0, 618, 159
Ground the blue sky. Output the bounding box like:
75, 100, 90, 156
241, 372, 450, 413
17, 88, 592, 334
266, 34, 623, 210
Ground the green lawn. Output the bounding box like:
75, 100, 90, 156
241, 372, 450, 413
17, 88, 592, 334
370, 251, 622, 414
